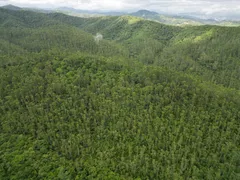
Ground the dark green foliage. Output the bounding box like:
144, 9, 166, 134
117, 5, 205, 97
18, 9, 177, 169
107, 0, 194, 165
0, 8, 240, 180
158, 25, 240, 89
48, 12, 240, 89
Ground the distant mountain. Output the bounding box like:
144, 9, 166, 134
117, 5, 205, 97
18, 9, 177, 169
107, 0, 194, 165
130, 10, 240, 26
174, 14, 240, 26
2, 4, 22, 11
129, 10, 200, 26
131, 10, 159, 17
25, 8, 53, 14
1, 5, 239, 26
101, 11, 126, 16
1, 4, 52, 13
57, 7, 125, 16
58, 8, 158, 17
57, 7, 95, 14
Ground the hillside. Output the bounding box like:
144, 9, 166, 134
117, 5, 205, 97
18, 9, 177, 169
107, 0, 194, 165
1, 4, 22, 11
51, 7, 240, 27
45, 12, 240, 90
159, 25, 240, 89
131, 11, 240, 27
0, 8, 240, 180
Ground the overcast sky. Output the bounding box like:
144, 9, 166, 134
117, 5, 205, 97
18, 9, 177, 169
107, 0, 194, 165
1, 0, 240, 18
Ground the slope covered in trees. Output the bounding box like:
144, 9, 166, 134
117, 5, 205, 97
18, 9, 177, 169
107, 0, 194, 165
46, 12, 240, 90
0, 8, 240, 179
159, 25, 240, 90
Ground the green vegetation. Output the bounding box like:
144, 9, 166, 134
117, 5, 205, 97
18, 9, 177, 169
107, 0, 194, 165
0, 7, 240, 179
159, 25, 240, 90
130, 10, 240, 27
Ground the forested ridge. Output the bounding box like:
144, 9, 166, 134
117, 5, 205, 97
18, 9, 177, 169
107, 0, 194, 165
0, 7, 239, 179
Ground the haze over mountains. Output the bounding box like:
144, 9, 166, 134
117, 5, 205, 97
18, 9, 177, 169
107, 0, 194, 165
1, 0, 240, 20
2, 4, 240, 27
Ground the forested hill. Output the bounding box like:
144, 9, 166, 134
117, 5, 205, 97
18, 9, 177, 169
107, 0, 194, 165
1, 7, 240, 90
49, 13, 240, 90
0, 7, 240, 179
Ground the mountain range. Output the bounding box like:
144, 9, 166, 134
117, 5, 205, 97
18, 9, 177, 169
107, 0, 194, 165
2, 4, 240, 26
0, 5, 239, 179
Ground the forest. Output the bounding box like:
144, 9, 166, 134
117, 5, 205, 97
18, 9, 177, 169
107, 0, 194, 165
0, 7, 239, 179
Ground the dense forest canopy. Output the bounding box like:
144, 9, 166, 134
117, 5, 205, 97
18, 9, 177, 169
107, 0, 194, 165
0, 7, 239, 179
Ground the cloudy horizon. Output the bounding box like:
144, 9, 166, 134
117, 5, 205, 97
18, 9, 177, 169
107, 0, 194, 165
1, 0, 240, 19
